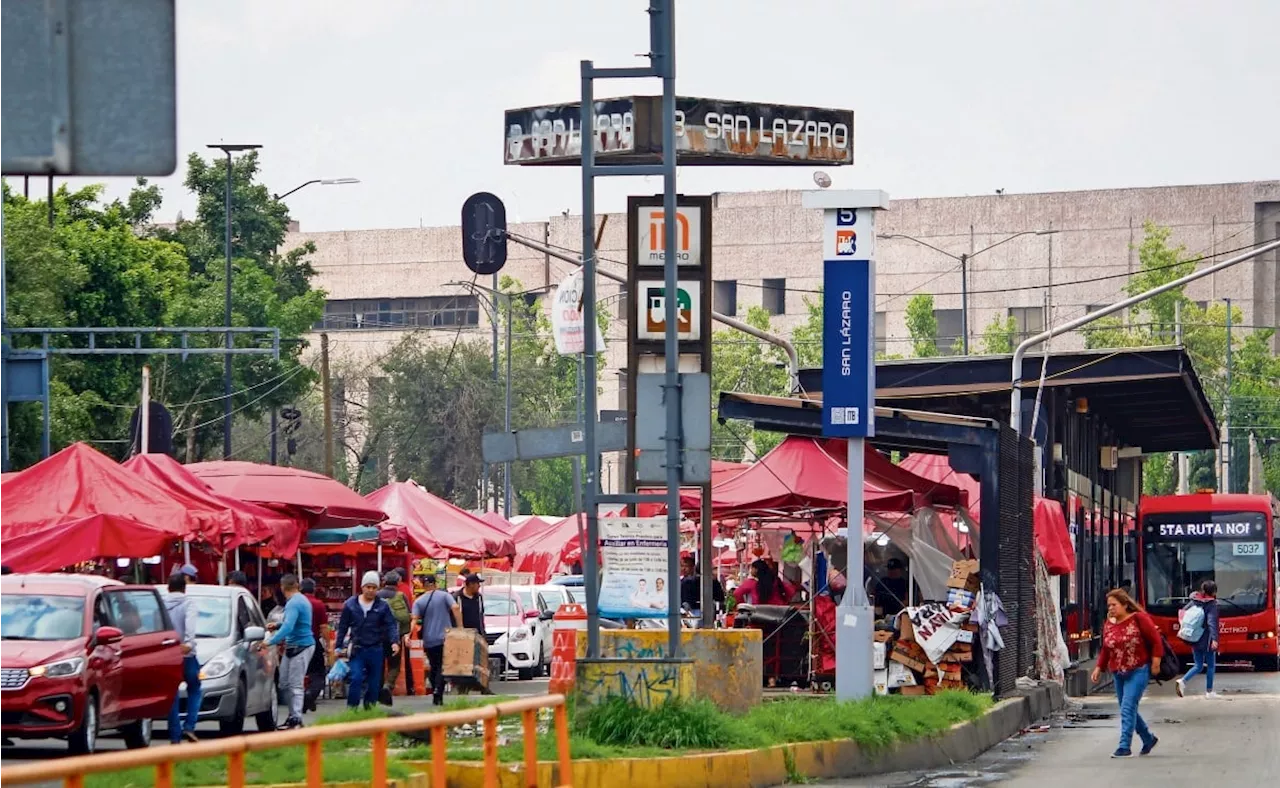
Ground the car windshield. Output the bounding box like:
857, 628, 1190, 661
1, 595, 85, 641
191, 596, 232, 638
1143, 511, 1271, 616
483, 596, 519, 616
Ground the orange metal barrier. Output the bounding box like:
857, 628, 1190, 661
0, 694, 572, 788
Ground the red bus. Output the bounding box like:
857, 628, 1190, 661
1137, 493, 1279, 671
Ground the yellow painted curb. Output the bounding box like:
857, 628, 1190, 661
401, 691, 1057, 788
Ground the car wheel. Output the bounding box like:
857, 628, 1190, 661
538, 644, 549, 677
1254, 653, 1280, 672
220, 676, 247, 735
517, 664, 535, 681
255, 679, 279, 732
68, 694, 98, 755
121, 716, 152, 749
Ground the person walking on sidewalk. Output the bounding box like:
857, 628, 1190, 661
411, 573, 460, 706
266, 574, 315, 729
162, 572, 202, 743
335, 571, 400, 710
1176, 580, 1221, 699
377, 571, 413, 705
1091, 588, 1162, 759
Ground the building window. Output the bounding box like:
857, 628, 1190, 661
713, 280, 738, 316
317, 296, 480, 330
761, 278, 786, 315
934, 309, 963, 355
875, 311, 887, 355
1008, 306, 1045, 341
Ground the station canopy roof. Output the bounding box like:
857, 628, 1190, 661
796, 346, 1219, 453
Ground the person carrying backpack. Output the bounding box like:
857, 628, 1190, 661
1090, 587, 1161, 759
377, 571, 413, 705
1176, 580, 1221, 699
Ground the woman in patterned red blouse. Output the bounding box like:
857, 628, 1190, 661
1090, 588, 1162, 758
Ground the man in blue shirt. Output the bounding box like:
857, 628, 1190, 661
266, 574, 315, 729
335, 571, 400, 710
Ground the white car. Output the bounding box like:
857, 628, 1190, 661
481, 586, 555, 680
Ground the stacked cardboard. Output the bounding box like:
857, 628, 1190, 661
873, 559, 983, 695
443, 628, 490, 688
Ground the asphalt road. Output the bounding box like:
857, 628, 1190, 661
1, 677, 550, 764
819, 667, 1280, 787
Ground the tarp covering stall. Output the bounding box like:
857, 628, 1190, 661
1, 443, 197, 572
187, 461, 387, 529
122, 453, 307, 556
365, 481, 515, 558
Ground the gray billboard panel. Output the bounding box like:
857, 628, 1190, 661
2, 0, 177, 175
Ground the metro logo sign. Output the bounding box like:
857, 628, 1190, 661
638, 208, 701, 266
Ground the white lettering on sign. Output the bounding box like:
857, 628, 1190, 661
1157, 522, 1255, 538
839, 289, 853, 377
691, 112, 851, 151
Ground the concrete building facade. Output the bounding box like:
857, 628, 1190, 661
288, 180, 1279, 478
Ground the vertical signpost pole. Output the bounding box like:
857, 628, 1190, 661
579, 62, 602, 660
804, 190, 889, 701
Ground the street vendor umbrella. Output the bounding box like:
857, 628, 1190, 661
365, 480, 515, 558
123, 453, 307, 555
1, 443, 198, 572
186, 461, 387, 529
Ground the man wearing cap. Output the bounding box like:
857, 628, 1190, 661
410, 573, 460, 706
376, 572, 412, 705
869, 557, 910, 617
266, 574, 314, 729
335, 571, 400, 710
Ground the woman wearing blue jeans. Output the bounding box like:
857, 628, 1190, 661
1091, 588, 1162, 758
1176, 580, 1221, 699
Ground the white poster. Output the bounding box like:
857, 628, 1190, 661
598, 517, 670, 619
903, 602, 971, 665
549, 270, 606, 355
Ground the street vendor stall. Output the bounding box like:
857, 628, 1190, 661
1, 443, 201, 572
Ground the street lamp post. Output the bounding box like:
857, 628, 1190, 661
270, 178, 359, 464
882, 229, 1057, 354
207, 144, 262, 459
450, 281, 554, 518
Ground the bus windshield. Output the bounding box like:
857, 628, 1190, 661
1142, 511, 1270, 616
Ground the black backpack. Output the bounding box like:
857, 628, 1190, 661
1154, 632, 1179, 683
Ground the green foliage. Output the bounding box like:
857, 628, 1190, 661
712, 305, 789, 461
980, 313, 1019, 355
904, 293, 940, 357
2, 156, 322, 467
1078, 222, 1280, 495
791, 291, 825, 369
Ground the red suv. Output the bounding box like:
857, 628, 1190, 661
1, 574, 183, 753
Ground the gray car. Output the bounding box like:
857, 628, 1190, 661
156, 584, 279, 733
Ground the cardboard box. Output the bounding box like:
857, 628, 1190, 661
873, 641, 887, 670
874, 629, 895, 643
954, 627, 975, 645
443, 629, 490, 687
896, 610, 915, 642
899, 685, 932, 696
873, 669, 889, 696
889, 641, 929, 673
947, 559, 981, 592
886, 660, 917, 687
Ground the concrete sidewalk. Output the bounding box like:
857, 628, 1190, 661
817, 670, 1279, 787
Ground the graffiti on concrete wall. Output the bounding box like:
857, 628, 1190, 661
576, 660, 692, 708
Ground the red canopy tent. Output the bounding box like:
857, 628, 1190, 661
900, 452, 1075, 575
514, 514, 588, 581
186, 461, 387, 529
637, 459, 753, 516
1, 443, 198, 572
123, 454, 308, 556
678, 436, 921, 520
365, 481, 515, 558
508, 515, 556, 543
476, 511, 515, 534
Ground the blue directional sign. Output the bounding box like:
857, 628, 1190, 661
821, 208, 876, 438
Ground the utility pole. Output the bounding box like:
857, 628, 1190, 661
1221, 298, 1232, 493
140, 365, 151, 454
504, 292, 514, 519
320, 332, 334, 478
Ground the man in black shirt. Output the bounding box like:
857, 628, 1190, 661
456, 573, 486, 634
869, 558, 910, 617
678, 555, 724, 616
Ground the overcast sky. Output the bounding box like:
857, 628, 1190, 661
61, 0, 1280, 232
